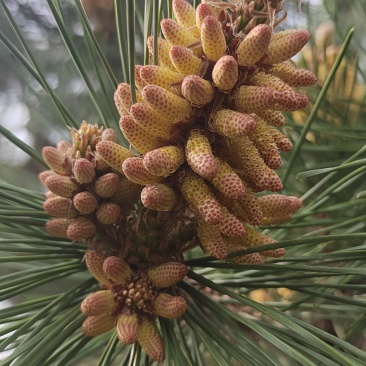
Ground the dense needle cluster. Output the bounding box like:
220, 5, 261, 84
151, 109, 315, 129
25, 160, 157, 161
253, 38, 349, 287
39, 0, 316, 361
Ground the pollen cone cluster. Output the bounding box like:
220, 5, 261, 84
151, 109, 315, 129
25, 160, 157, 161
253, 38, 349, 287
104, 0, 312, 261
81, 250, 187, 362
39, 0, 315, 362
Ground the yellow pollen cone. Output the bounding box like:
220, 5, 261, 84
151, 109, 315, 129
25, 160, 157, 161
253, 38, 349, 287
117, 313, 139, 344
196, 3, 215, 31
210, 109, 256, 138
153, 293, 187, 319
44, 175, 79, 198
45, 218, 70, 237
94, 173, 119, 198
186, 130, 218, 180
122, 157, 162, 185
272, 62, 317, 87
141, 183, 177, 211
43, 196, 79, 219
103, 256, 132, 284
119, 115, 163, 154
42, 146, 72, 176
173, 0, 196, 29
143, 145, 185, 177
95, 141, 135, 174
80, 290, 116, 316
72, 158, 95, 183
73, 192, 98, 215
180, 173, 222, 225
196, 219, 228, 259
212, 55, 238, 92
82, 313, 116, 337
140, 65, 184, 91
161, 18, 196, 46
237, 24, 272, 66
262, 29, 311, 65
181, 75, 214, 106
219, 207, 246, 237
84, 249, 111, 287
147, 36, 175, 71
148, 262, 187, 288
200, 16, 226, 61
96, 203, 121, 225
211, 158, 245, 200
142, 85, 192, 123
130, 102, 173, 139
138, 317, 165, 362
169, 45, 202, 76
66, 217, 96, 241
231, 86, 280, 113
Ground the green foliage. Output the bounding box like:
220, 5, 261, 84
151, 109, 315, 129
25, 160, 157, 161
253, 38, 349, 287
1, 0, 366, 365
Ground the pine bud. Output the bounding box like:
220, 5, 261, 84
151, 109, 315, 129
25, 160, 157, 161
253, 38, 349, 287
181, 173, 222, 225
212, 55, 238, 92
148, 262, 187, 288
210, 109, 256, 138
42, 146, 72, 176
103, 256, 132, 284
186, 130, 218, 180
80, 290, 116, 316
161, 19, 196, 47
197, 219, 228, 259
67, 217, 96, 241
119, 115, 163, 154
143, 146, 185, 177
141, 184, 177, 211
182, 75, 214, 106
94, 173, 119, 198
200, 16, 226, 61
122, 157, 162, 185
95, 141, 135, 174
96, 203, 121, 225
262, 29, 311, 65
84, 249, 111, 287
138, 317, 165, 362
44, 175, 80, 198
140, 65, 183, 91
153, 293, 187, 319
116, 313, 139, 344
73, 158, 96, 183
82, 313, 116, 337
169, 45, 202, 76
43, 196, 79, 218
73, 192, 98, 214
236, 24, 272, 66
142, 85, 192, 123
45, 218, 71, 237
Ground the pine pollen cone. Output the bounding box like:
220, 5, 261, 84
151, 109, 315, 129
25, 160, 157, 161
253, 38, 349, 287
96, 0, 312, 261
81, 250, 188, 362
